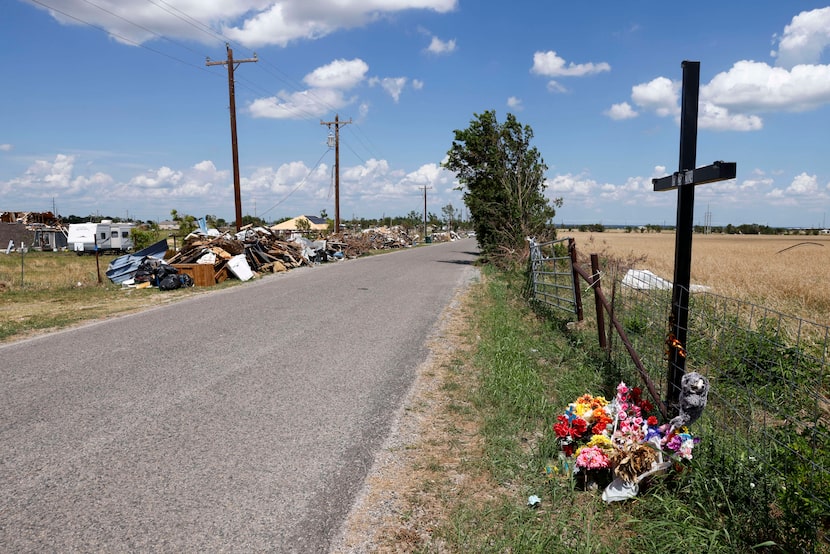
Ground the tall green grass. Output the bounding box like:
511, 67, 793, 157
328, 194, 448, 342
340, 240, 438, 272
431, 267, 814, 553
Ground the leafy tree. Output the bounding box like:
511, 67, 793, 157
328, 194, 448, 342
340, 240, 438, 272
404, 210, 421, 233
441, 203, 459, 232
241, 214, 267, 228
206, 214, 228, 229
295, 217, 311, 231
170, 209, 197, 236
444, 110, 561, 265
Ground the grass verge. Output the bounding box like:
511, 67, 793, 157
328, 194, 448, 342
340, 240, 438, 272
410, 266, 812, 553
0, 251, 221, 343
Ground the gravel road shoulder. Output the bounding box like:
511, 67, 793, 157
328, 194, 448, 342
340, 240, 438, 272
330, 273, 486, 553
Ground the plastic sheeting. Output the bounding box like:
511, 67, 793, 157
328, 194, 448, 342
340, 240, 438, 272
105, 239, 169, 284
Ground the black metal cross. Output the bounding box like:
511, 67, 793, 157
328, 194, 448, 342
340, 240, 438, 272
652, 61, 737, 414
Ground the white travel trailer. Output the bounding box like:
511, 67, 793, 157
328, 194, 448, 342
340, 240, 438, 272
67, 220, 136, 254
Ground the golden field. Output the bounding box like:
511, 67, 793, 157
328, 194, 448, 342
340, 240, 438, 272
565, 230, 830, 326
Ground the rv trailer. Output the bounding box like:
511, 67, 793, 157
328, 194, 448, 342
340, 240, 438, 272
67, 220, 136, 254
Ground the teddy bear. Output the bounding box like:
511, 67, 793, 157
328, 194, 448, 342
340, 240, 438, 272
669, 371, 709, 432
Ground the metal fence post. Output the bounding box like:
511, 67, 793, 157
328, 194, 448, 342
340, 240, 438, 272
569, 238, 583, 322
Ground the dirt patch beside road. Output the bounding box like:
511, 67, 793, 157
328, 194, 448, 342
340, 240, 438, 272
331, 279, 489, 553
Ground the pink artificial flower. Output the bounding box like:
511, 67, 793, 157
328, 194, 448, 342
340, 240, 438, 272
575, 446, 610, 469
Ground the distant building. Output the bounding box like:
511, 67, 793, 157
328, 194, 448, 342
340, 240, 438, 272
158, 220, 180, 230
0, 212, 67, 251
271, 215, 329, 233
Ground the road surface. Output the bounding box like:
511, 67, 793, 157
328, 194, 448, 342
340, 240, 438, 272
0, 238, 479, 552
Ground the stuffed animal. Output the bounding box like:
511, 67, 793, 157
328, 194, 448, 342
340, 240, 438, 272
669, 372, 709, 431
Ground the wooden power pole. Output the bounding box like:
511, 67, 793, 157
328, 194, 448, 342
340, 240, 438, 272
207, 44, 258, 231
320, 114, 352, 233
419, 186, 432, 241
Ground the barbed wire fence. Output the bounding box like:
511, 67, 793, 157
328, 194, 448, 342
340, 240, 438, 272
527, 237, 829, 553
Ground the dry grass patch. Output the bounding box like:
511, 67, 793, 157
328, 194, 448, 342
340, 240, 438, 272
567, 230, 830, 324
0, 251, 216, 342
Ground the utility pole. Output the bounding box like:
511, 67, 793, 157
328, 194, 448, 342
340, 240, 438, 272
207, 44, 258, 232
419, 186, 432, 242
320, 114, 352, 233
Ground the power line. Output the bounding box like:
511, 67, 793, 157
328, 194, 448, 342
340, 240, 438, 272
26, 0, 217, 76
145, 0, 228, 45
259, 148, 331, 218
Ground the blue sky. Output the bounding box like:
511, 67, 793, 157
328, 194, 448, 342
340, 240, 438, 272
2, 1, 830, 228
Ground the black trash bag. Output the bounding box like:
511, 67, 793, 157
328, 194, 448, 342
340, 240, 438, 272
179, 274, 194, 288
134, 259, 157, 283
156, 263, 179, 279
159, 274, 182, 291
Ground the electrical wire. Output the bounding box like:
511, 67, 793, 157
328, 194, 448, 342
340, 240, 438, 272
26, 0, 383, 185
25, 0, 217, 76
258, 148, 332, 218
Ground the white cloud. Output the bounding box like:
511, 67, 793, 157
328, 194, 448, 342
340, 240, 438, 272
631, 77, 680, 118
507, 96, 523, 110
33, 1, 458, 48
546, 81, 567, 94
250, 58, 367, 119
303, 58, 369, 89
531, 51, 611, 77
786, 172, 820, 195
369, 77, 409, 102
0, 151, 463, 221
412, 79, 424, 90
546, 173, 599, 198
426, 36, 456, 54
605, 102, 637, 120
772, 7, 830, 69
0, 144, 12, 152
5, 154, 84, 196
249, 88, 352, 119
698, 100, 763, 132
701, 60, 830, 113
618, 11, 830, 132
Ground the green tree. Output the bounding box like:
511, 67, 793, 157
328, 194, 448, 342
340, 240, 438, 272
241, 214, 267, 228
170, 209, 197, 237
441, 203, 456, 232
295, 217, 311, 232
443, 110, 561, 265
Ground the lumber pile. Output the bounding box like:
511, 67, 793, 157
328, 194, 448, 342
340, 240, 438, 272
160, 225, 416, 286
166, 227, 310, 284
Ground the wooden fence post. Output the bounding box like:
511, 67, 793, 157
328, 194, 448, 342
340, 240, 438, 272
569, 238, 584, 322
590, 254, 607, 351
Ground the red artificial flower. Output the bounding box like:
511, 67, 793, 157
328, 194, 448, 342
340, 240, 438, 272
571, 417, 588, 437
647, 415, 659, 426
553, 415, 588, 440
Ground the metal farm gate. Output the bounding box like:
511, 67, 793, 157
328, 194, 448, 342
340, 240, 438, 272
527, 237, 580, 317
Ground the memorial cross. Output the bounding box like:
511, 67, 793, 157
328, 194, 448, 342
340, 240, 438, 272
652, 61, 737, 414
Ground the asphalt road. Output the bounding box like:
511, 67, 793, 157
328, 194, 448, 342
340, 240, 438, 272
0, 238, 479, 552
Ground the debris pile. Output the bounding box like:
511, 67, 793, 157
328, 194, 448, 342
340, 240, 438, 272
327, 226, 416, 255
108, 224, 421, 288
166, 227, 312, 283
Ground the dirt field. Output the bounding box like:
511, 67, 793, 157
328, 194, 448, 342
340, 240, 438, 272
564, 230, 830, 325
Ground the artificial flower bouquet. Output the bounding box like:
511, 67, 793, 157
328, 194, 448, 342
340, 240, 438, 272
552, 382, 700, 501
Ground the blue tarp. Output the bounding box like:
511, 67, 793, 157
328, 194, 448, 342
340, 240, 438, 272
106, 239, 170, 284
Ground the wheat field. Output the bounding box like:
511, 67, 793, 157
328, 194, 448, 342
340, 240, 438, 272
564, 230, 830, 326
